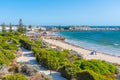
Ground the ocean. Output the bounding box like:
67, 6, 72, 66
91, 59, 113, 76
55, 31, 120, 56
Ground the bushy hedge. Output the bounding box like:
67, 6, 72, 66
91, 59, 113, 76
1, 50, 15, 60
32, 48, 70, 71
60, 63, 80, 79
20, 38, 40, 50
60, 62, 116, 80
0, 53, 9, 65
0, 32, 22, 65
2, 73, 28, 80
74, 60, 117, 75
76, 70, 108, 80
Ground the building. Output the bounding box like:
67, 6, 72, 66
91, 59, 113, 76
31, 26, 46, 32
0, 26, 18, 32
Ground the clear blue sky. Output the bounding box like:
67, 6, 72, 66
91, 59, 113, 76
0, 0, 120, 26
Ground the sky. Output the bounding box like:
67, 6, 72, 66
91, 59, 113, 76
0, 0, 120, 26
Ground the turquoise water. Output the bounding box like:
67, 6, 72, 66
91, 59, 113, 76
55, 31, 120, 56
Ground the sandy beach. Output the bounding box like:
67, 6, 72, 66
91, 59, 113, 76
43, 38, 120, 64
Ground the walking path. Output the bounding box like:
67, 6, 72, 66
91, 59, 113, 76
17, 47, 66, 80
116, 75, 120, 80
116, 67, 120, 80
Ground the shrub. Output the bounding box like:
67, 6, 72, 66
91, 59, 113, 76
60, 64, 80, 80
2, 73, 28, 80
0, 53, 9, 65
74, 60, 117, 75
1, 50, 15, 60
76, 70, 108, 80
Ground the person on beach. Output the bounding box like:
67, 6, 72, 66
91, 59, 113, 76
90, 50, 96, 55
94, 51, 97, 55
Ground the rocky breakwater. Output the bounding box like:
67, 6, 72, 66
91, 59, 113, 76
45, 36, 65, 41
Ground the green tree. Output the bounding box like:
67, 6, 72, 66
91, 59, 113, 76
2, 23, 6, 32
39, 28, 42, 32
19, 19, 23, 28
17, 19, 25, 33
9, 23, 12, 32
28, 25, 32, 29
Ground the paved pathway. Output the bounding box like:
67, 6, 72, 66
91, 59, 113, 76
116, 67, 120, 80
17, 47, 66, 80
116, 74, 120, 80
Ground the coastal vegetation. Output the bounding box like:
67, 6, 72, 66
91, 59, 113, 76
0, 19, 26, 66
17, 19, 26, 33
1, 23, 6, 33
0, 23, 118, 80
0, 32, 21, 66
20, 36, 117, 80
2, 73, 28, 80
0, 32, 28, 80
0, 31, 52, 80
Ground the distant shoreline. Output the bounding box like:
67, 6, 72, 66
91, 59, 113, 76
50, 26, 120, 32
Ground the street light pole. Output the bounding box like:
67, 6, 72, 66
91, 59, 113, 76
50, 53, 52, 75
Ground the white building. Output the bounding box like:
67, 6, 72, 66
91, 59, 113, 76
0, 26, 18, 32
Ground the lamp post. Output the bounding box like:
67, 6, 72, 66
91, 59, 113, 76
50, 53, 52, 75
